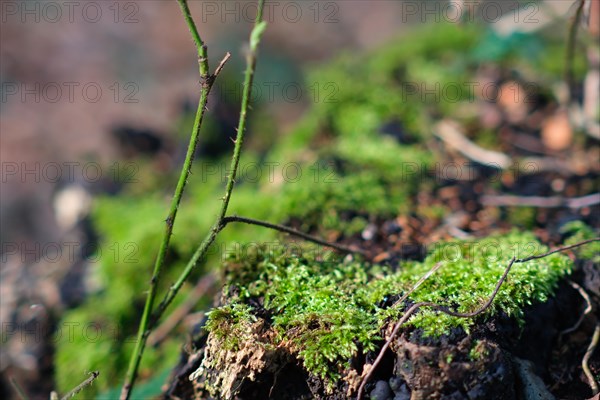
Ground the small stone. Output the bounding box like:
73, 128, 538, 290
392, 382, 410, 400
370, 380, 393, 400
388, 376, 403, 392
361, 223, 378, 241
446, 391, 467, 400
382, 220, 402, 235
467, 384, 486, 400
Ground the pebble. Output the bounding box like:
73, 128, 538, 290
388, 376, 403, 393
362, 223, 378, 241
370, 380, 393, 400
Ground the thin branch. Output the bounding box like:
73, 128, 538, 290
481, 193, 600, 209
148, 273, 216, 347
583, 323, 600, 396
120, 2, 231, 399
357, 238, 600, 399
221, 215, 366, 257
392, 262, 444, 308
560, 280, 593, 336
176, 0, 209, 80
60, 371, 100, 400
213, 53, 232, 78
516, 238, 599, 262
434, 120, 585, 176
148, 0, 267, 350
152, 223, 224, 325
435, 120, 512, 169
217, 0, 266, 223
10, 377, 28, 400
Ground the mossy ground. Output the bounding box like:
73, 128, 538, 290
199, 231, 570, 396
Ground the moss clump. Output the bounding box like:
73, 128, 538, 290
205, 303, 259, 351
274, 170, 403, 233
468, 340, 489, 361
561, 221, 600, 262
205, 231, 571, 390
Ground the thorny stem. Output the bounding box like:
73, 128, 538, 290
218, 0, 266, 222
154, 1, 283, 322
177, 0, 209, 80
153, 222, 225, 323
357, 238, 600, 400
119, 1, 230, 398
148, 274, 216, 347
121, 2, 267, 398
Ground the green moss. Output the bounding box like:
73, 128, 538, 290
274, 170, 399, 232
561, 221, 600, 262
205, 303, 259, 351
207, 231, 572, 386
468, 340, 489, 361
506, 206, 537, 230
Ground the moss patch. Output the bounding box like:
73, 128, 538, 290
202, 231, 570, 394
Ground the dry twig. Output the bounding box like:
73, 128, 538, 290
583, 323, 600, 396
9, 377, 28, 400
561, 280, 593, 336
435, 120, 512, 169
60, 371, 100, 400
481, 193, 600, 209
392, 262, 444, 308
148, 274, 216, 347
434, 120, 588, 176
221, 215, 366, 257
356, 238, 600, 400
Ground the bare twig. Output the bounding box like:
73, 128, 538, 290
60, 371, 100, 400
213, 53, 231, 79
481, 193, 600, 209
142, 0, 268, 366
583, 323, 600, 395
392, 262, 444, 308
357, 258, 517, 399
10, 377, 28, 400
434, 120, 587, 176
516, 238, 599, 262
435, 120, 512, 169
357, 238, 600, 399
560, 280, 593, 336
120, 2, 232, 398
148, 274, 216, 347
221, 215, 366, 257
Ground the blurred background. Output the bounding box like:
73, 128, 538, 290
1, 0, 598, 399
